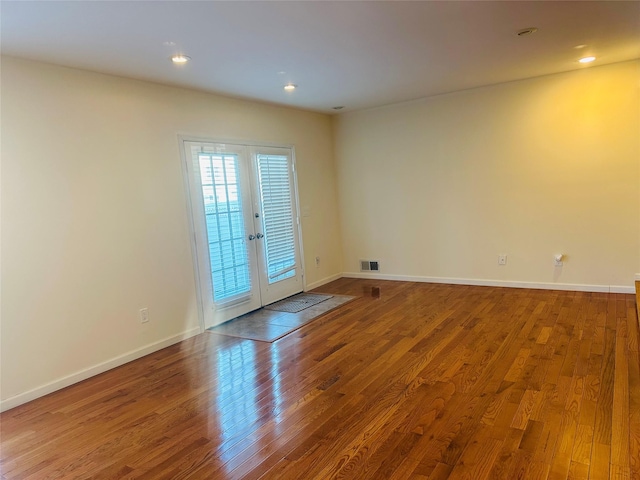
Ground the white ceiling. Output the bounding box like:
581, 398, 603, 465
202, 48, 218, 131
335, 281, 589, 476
1, 1, 639, 113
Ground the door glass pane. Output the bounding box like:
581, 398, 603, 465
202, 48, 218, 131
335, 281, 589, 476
256, 154, 296, 284
199, 153, 251, 302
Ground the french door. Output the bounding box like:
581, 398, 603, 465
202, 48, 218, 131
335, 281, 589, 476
183, 140, 303, 328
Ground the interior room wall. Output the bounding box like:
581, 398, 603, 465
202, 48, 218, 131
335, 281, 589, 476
1, 56, 343, 408
333, 60, 640, 292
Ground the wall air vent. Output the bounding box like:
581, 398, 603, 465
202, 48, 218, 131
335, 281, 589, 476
360, 260, 380, 272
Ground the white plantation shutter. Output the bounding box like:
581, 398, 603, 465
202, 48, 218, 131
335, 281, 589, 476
256, 154, 297, 284
198, 153, 252, 302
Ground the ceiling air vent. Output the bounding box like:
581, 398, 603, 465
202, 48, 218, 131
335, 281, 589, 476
360, 260, 380, 272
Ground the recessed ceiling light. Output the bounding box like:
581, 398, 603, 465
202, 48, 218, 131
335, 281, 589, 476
284, 84, 297, 91
516, 27, 538, 36
171, 54, 191, 64
579, 56, 596, 64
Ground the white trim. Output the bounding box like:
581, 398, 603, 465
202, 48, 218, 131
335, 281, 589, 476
178, 135, 206, 333
0, 327, 201, 413
305, 273, 343, 291
291, 148, 306, 296
176, 133, 295, 150
343, 272, 635, 294
610, 285, 636, 294
635, 274, 640, 282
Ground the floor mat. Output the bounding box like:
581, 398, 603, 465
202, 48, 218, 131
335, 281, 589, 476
264, 293, 333, 313
207, 294, 355, 342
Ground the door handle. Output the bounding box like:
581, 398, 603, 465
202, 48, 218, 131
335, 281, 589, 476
248, 234, 256, 240
256, 233, 264, 239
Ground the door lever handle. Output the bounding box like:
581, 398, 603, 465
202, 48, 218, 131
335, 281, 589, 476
256, 233, 264, 239
248, 234, 256, 241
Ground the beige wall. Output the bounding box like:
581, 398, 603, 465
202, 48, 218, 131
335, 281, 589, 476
334, 60, 640, 290
1, 57, 343, 406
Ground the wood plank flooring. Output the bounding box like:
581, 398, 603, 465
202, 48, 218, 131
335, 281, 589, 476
1, 279, 639, 479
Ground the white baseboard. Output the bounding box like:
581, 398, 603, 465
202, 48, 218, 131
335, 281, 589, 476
0, 327, 201, 413
343, 272, 635, 294
611, 285, 636, 294
305, 273, 343, 291
635, 274, 640, 282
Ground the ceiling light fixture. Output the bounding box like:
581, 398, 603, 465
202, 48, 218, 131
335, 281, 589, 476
284, 84, 297, 91
516, 27, 538, 36
579, 56, 596, 63
171, 54, 191, 64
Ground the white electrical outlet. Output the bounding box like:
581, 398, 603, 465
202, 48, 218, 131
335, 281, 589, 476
315, 256, 320, 266
554, 254, 564, 267
139, 307, 149, 323
498, 254, 507, 265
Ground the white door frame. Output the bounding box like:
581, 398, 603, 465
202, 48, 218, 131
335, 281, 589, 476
179, 135, 306, 332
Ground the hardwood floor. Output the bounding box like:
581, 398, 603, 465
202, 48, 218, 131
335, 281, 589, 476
2, 279, 639, 479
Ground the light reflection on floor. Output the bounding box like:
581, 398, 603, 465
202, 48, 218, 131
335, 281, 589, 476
216, 340, 258, 460
205, 297, 355, 469
213, 339, 286, 465
269, 343, 283, 433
